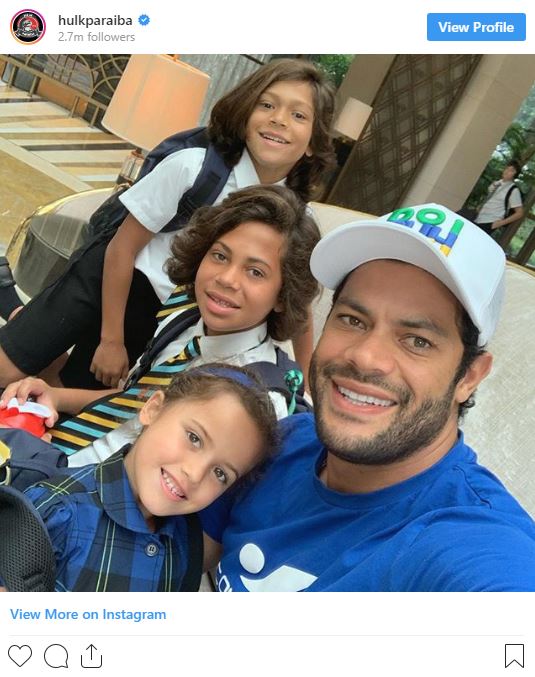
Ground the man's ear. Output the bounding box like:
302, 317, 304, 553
454, 352, 493, 404
139, 390, 165, 426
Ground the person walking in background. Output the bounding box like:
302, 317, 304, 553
475, 160, 524, 235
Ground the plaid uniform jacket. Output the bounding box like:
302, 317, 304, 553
24, 448, 190, 591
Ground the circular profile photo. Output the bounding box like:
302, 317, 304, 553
11, 9, 46, 44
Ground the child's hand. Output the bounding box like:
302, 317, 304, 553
90, 339, 130, 388
0, 377, 59, 427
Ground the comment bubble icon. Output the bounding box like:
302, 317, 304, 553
44, 644, 69, 668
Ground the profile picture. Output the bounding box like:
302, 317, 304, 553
11, 9, 46, 44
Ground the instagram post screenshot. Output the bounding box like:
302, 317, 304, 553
0, 1, 533, 674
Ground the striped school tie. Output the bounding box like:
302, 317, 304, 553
156, 285, 197, 323
50, 334, 201, 456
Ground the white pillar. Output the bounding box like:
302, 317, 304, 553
402, 55, 535, 209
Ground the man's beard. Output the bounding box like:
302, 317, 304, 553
309, 356, 457, 466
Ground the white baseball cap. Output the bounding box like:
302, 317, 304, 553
310, 203, 506, 346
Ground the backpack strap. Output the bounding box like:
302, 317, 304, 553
123, 305, 201, 389
504, 184, 521, 218
82, 127, 226, 245
139, 127, 208, 178
179, 512, 204, 591
504, 184, 515, 217
163, 142, 232, 232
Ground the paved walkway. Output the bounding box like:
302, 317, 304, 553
0, 81, 127, 251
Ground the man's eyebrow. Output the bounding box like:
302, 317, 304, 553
334, 296, 450, 338
399, 318, 450, 338
334, 296, 370, 316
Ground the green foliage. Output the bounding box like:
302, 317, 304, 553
309, 54, 354, 88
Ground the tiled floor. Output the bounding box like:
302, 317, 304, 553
0, 81, 128, 250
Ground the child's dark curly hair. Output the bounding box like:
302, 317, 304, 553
166, 185, 321, 342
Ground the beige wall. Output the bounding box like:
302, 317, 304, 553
402, 55, 535, 210
335, 55, 394, 110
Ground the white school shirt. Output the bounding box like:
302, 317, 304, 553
120, 147, 270, 302
476, 180, 522, 224
67, 319, 288, 468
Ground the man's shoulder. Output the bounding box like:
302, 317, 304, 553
247, 414, 321, 481
401, 506, 535, 590
450, 443, 532, 518
279, 413, 318, 452
237, 414, 319, 494
511, 184, 523, 201
400, 442, 535, 589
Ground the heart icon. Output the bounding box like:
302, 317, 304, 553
8, 645, 32, 667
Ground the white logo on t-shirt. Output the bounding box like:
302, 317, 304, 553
219, 543, 318, 592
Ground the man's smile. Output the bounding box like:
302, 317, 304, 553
330, 376, 398, 416
336, 384, 395, 408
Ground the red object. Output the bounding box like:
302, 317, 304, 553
0, 406, 46, 437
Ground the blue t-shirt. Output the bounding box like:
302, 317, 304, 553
202, 414, 535, 591
25, 449, 189, 591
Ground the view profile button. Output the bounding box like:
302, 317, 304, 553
427, 13, 526, 41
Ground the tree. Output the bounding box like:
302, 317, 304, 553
309, 55, 354, 88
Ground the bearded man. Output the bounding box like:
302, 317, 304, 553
202, 203, 535, 591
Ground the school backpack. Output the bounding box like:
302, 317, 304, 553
0, 428, 64, 590
0, 427, 68, 491
504, 183, 524, 220
83, 126, 232, 244
0, 484, 56, 591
